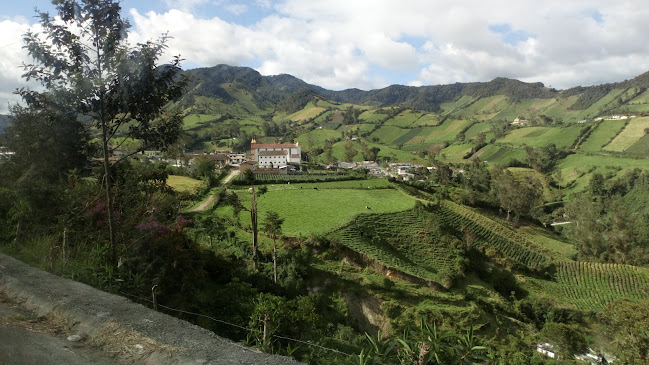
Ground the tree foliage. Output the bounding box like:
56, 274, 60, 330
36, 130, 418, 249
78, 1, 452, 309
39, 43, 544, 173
20, 0, 186, 265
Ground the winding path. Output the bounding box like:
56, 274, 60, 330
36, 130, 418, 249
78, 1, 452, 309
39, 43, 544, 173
185, 170, 240, 213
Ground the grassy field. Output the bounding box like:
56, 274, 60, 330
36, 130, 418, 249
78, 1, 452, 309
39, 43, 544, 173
358, 109, 389, 123
413, 114, 440, 126
182, 114, 218, 130
167, 175, 203, 193
286, 106, 327, 122
295, 129, 342, 149
384, 110, 424, 127
498, 125, 585, 148
603, 117, 649, 152
557, 153, 649, 193
578, 120, 627, 152
234, 184, 416, 236
440, 143, 474, 161
626, 133, 649, 155
369, 126, 410, 144
472, 144, 527, 165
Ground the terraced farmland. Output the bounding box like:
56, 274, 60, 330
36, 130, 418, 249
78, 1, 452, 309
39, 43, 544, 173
527, 262, 649, 313
603, 117, 649, 152
437, 201, 551, 271
578, 120, 627, 152
330, 209, 458, 283
498, 125, 586, 148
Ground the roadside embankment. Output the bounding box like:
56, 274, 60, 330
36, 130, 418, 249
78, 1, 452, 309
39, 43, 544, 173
0, 253, 302, 365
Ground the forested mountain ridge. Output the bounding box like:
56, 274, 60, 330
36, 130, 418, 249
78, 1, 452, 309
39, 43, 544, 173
180, 64, 649, 113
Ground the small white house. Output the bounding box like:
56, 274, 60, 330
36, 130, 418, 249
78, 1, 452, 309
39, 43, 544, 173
536, 343, 557, 359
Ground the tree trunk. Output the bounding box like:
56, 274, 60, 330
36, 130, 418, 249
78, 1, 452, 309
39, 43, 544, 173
62, 227, 67, 264
251, 184, 258, 271
262, 312, 270, 345
101, 121, 117, 268
273, 238, 277, 283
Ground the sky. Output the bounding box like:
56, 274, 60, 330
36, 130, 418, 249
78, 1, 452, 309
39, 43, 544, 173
1, 0, 648, 113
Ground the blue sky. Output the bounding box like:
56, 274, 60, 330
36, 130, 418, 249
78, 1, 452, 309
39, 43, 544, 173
1, 0, 649, 113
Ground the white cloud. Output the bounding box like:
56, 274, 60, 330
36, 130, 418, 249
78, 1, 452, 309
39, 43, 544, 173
2, 0, 649, 112
0, 18, 34, 113
164, 0, 208, 12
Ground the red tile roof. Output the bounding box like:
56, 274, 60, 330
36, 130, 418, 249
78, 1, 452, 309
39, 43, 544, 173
253, 143, 298, 149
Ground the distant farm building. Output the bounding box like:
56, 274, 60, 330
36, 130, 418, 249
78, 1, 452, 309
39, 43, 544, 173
250, 139, 301, 168
511, 117, 531, 126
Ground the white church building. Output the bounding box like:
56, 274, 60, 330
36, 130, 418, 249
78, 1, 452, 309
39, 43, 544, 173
250, 139, 301, 168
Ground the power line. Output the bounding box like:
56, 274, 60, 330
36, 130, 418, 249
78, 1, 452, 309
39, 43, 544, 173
119, 291, 353, 357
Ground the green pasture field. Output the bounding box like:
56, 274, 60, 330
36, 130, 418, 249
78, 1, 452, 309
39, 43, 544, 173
234, 187, 416, 237
540, 95, 586, 120
412, 113, 441, 126
167, 175, 203, 193
439, 95, 477, 116
183, 114, 219, 130
603, 117, 649, 152
393, 128, 425, 146
440, 143, 474, 161
403, 120, 473, 149
369, 125, 409, 144
295, 129, 342, 149
578, 120, 627, 152
287, 106, 327, 122
358, 110, 388, 123
472, 144, 527, 165
557, 153, 649, 193
338, 123, 376, 135
626, 133, 649, 155
420, 119, 473, 144
384, 110, 424, 127
463, 122, 492, 141
314, 110, 335, 124
327, 140, 425, 163
498, 125, 585, 148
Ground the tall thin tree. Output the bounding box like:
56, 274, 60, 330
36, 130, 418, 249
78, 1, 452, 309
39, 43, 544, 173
262, 210, 284, 283
21, 0, 186, 267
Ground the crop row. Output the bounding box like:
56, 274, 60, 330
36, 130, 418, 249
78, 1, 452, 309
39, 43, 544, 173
330, 210, 456, 282
232, 173, 361, 185
555, 261, 649, 312
437, 202, 550, 271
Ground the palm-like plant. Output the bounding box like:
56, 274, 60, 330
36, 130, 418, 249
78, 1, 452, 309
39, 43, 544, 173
454, 326, 490, 364
419, 320, 455, 364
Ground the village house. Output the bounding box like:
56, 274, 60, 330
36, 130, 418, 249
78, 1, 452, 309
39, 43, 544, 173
511, 117, 531, 126
250, 139, 301, 168
228, 153, 246, 166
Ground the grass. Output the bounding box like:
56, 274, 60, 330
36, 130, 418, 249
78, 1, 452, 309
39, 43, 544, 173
440, 143, 474, 161
384, 110, 424, 127
498, 125, 586, 148
603, 117, 649, 152
472, 144, 527, 165
234, 186, 416, 237
167, 175, 203, 193
287, 106, 327, 122
295, 129, 342, 149
369, 126, 410, 144
413, 114, 440, 126
578, 120, 627, 152
557, 153, 649, 194
626, 133, 649, 155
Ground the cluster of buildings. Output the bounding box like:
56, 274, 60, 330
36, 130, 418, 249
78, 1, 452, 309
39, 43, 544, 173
133, 139, 303, 174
